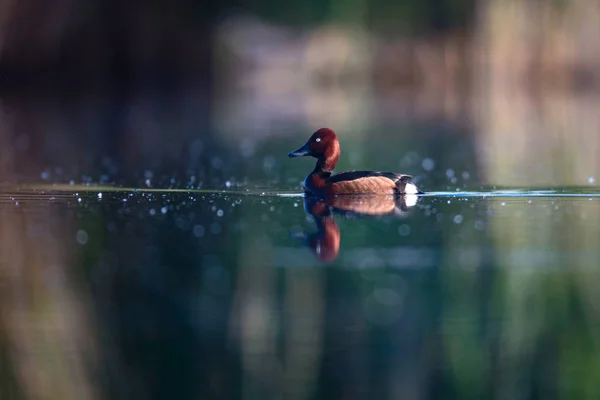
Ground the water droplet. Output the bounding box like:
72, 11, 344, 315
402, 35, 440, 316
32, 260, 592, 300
446, 169, 455, 178
217, 209, 224, 217
421, 158, 435, 171
398, 224, 411, 236
225, 180, 231, 188
97, 192, 103, 199
149, 208, 156, 216
589, 176, 596, 184
41, 171, 50, 180
76, 230, 89, 245
501, 202, 506, 206
474, 220, 484, 230
161, 206, 167, 214
462, 171, 470, 180
193, 225, 205, 238
453, 215, 463, 224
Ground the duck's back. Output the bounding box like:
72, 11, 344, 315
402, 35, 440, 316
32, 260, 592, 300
326, 171, 412, 195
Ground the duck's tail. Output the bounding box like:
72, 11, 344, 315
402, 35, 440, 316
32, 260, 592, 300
395, 175, 424, 194
393, 194, 419, 216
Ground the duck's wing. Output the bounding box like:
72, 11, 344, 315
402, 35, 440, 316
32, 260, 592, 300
326, 171, 414, 195
327, 171, 413, 184
325, 171, 395, 195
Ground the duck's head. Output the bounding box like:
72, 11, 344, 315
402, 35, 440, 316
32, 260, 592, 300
288, 128, 340, 171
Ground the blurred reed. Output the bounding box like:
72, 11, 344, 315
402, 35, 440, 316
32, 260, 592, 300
0, 203, 100, 400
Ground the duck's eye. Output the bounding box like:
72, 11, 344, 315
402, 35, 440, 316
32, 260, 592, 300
315, 137, 321, 142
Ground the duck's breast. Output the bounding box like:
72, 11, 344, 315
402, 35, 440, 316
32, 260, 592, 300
304, 172, 332, 195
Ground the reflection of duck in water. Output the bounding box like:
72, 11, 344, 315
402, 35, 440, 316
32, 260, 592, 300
297, 199, 340, 262
294, 195, 418, 262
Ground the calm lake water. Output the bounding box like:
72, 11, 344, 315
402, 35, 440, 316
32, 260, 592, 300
1, 186, 600, 399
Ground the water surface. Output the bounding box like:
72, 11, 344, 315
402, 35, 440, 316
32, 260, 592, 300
1, 185, 600, 399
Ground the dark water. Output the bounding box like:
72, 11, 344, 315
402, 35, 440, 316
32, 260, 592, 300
1, 187, 600, 399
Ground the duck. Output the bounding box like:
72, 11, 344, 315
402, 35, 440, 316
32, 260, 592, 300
288, 128, 423, 196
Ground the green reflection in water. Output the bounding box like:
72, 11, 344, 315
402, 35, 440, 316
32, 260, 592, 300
0, 188, 599, 398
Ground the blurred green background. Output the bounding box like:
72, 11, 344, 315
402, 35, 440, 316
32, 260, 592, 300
0, 0, 598, 187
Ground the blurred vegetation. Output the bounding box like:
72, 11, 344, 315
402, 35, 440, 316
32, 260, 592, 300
235, 0, 475, 32
1, 0, 596, 90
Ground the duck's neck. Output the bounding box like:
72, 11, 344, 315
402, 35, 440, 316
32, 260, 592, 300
312, 163, 332, 178
304, 164, 331, 194
318, 141, 340, 173
308, 157, 335, 188
305, 146, 339, 193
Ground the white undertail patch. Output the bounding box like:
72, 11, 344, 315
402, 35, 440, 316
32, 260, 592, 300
403, 194, 418, 207
404, 182, 419, 194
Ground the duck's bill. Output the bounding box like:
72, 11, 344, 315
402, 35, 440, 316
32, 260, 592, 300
288, 142, 311, 157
